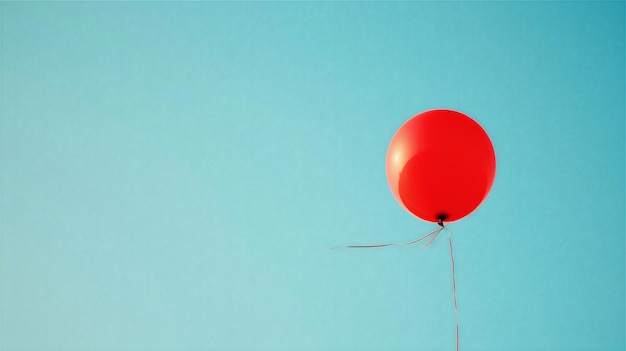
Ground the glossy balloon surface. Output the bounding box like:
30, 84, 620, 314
386, 109, 496, 222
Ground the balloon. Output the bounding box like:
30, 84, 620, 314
386, 109, 496, 223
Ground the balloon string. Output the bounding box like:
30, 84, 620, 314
332, 226, 459, 351
423, 227, 443, 248
448, 229, 459, 351
331, 227, 444, 249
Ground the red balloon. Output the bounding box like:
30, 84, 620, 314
386, 109, 496, 223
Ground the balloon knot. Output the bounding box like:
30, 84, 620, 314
437, 213, 448, 227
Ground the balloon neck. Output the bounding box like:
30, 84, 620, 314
437, 213, 448, 227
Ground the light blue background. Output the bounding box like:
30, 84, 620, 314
1, 2, 624, 351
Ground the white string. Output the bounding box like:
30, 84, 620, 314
447, 227, 459, 351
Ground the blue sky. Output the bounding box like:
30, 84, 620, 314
1, 2, 624, 351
